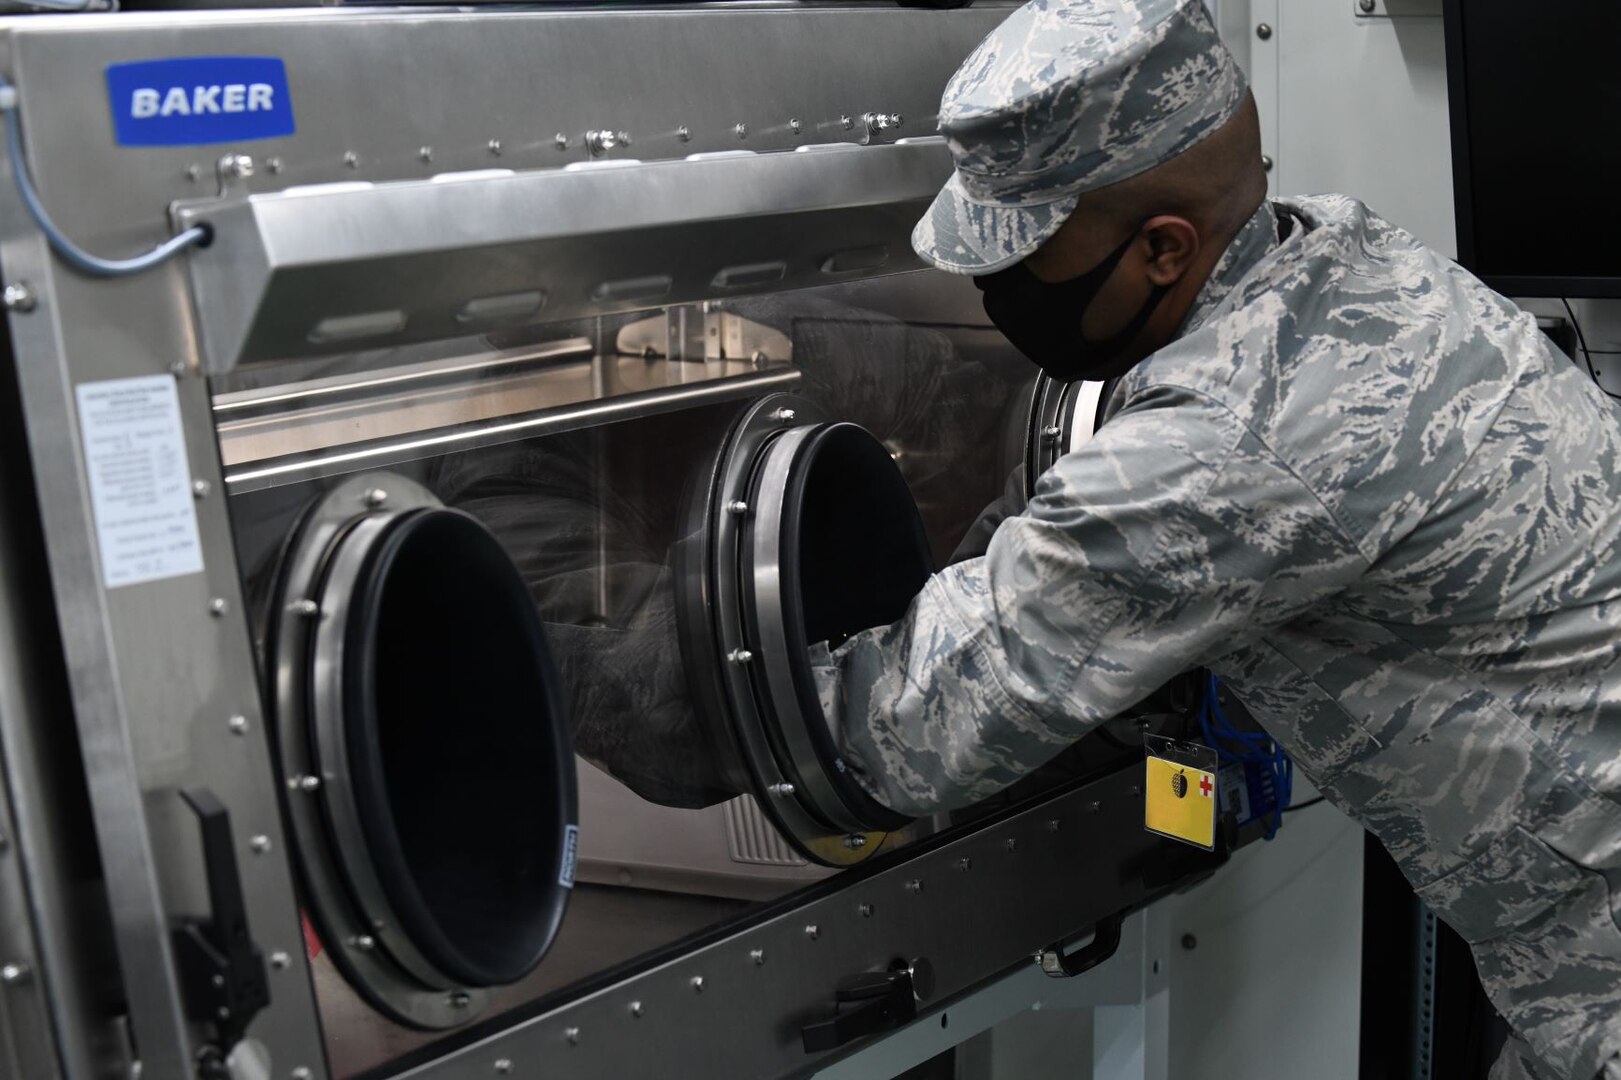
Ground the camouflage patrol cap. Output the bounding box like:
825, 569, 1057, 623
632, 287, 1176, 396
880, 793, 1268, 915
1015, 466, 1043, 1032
913, 0, 1249, 275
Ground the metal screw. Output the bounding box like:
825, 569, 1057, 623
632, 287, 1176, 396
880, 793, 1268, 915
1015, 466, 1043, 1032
858, 903, 874, 918
790, 118, 803, 135
1042, 424, 1063, 441
1, 963, 30, 985
726, 500, 749, 515
228, 714, 249, 736
266, 157, 283, 175
487, 139, 503, 156
677, 125, 691, 142
1256, 22, 1273, 39
555, 133, 570, 151
728, 648, 754, 664
292, 775, 321, 792
289, 598, 320, 618
211, 974, 226, 989
419, 147, 433, 163
767, 782, 795, 796
184, 164, 201, 182
1181, 934, 1198, 950
628, 1000, 643, 1018
690, 975, 705, 992
169, 360, 189, 379
565, 1027, 581, 1046
843, 834, 867, 849
616, 131, 632, 148
352, 934, 376, 951
840, 115, 854, 131
751, 349, 768, 365
750, 948, 766, 965
191, 479, 212, 498
2, 283, 36, 313
1086, 801, 1102, 815
734, 123, 748, 140
804, 925, 820, 941
1006, 838, 1019, 853
494, 1060, 513, 1074
586, 130, 619, 156
269, 951, 291, 970
956, 857, 972, 872
906, 879, 924, 895
1261, 154, 1274, 173
291, 1070, 312, 1080
773, 407, 797, 422
364, 488, 388, 508
343, 151, 359, 169
249, 835, 271, 855
1358, 0, 1376, 11
220, 154, 254, 181
449, 991, 471, 1008
209, 598, 230, 617
1046, 819, 1061, 832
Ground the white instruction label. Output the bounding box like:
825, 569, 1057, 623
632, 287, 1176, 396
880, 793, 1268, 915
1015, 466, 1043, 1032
75, 375, 204, 588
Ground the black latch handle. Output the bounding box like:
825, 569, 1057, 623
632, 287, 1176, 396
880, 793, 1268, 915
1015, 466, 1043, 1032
802, 966, 920, 1053
1037, 913, 1124, 979
172, 787, 271, 1057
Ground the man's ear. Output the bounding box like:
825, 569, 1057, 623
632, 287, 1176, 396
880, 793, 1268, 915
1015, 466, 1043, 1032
1141, 215, 1201, 286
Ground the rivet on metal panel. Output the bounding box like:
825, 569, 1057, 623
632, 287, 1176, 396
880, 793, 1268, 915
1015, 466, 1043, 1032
351, 935, 376, 951
291, 1069, 312, 1080
1042, 425, 1063, 442
804, 924, 821, 941
364, 488, 389, 508
288, 598, 320, 619
0, 962, 31, 984
772, 407, 797, 422
1256, 22, 1273, 39
750, 948, 766, 965
1262, 155, 1274, 172
767, 782, 795, 796
419, 147, 434, 163
290, 774, 321, 793
1046, 819, 1061, 832
184, 164, 200, 183
690, 975, 706, 992
343, 151, 359, 169
734, 123, 748, 140
451, 991, 472, 1009
906, 879, 924, 895
565, 1027, 581, 1046
956, 857, 972, 872
728, 648, 754, 664
266, 157, 283, 175
1006, 838, 1019, 853
628, 1000, 643, 1018
218, 154, 254, 182
751, 349, 768, 366
677, 126, 691, 142
790, 119, 803, 135
494, 1059, 514, 1074
859, 903, 874, 918
1085, 801, 1102, 815
228, 714, 249, 736
249, 835, 271, 855
2, 282, 36, 313
169, 360, 189, 379
726, 500, 750, 516
1130, 785, 1143, 796
487, 139, 503, 157
843, 833, 867, 849
209, 598, 230, 617
191, 478, 212, 499
554, 133, 570, 151
269, 952, 291, 970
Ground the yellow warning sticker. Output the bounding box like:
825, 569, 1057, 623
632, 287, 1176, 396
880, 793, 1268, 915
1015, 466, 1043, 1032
1144, 756, 1217, 850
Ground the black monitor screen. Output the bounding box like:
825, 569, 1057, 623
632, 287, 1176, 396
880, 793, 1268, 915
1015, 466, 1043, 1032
1445, 0, 1621, 296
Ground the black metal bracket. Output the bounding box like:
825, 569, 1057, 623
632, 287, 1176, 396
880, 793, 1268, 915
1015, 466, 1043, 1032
801, 962, 922, 1053
171, 787, 271, 1065
1037, 913, 1124, 979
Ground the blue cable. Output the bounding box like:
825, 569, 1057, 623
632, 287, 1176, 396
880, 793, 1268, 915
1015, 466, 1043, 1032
0, 80, 210, 277
1200, 673, 1292, 841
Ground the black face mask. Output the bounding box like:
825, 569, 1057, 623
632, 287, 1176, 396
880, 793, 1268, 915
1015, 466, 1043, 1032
975, 229, 1170, 383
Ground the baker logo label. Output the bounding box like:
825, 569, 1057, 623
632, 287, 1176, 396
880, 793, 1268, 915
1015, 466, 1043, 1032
105, 56, 295, 147
559, 824, 579, 890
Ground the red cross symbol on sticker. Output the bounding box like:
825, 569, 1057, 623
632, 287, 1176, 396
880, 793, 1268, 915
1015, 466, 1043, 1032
1198, 773, 1213, 798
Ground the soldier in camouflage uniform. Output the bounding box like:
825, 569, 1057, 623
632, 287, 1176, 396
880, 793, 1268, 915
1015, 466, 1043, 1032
812, 1, 1621, 1076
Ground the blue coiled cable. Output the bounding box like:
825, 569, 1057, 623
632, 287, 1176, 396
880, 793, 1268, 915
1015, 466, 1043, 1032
1199, 672, 1293, 841
0, 79, 210, 277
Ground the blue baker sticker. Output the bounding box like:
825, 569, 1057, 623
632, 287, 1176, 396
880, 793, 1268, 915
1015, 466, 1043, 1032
105, 56, 294, 147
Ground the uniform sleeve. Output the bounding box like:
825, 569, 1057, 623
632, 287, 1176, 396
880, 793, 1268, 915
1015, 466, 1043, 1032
817, 383, 1372, 816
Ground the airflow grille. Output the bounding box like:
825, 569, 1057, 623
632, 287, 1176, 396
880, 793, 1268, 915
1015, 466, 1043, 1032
723, 797, 809, 866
